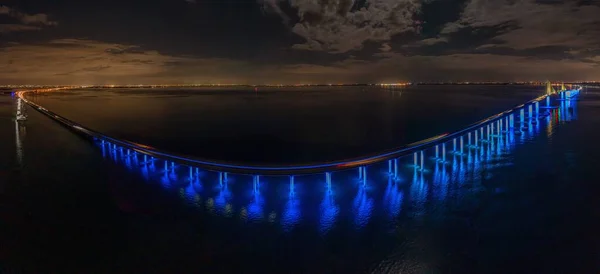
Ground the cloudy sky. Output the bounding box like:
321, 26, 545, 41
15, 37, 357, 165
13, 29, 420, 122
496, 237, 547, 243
1, 0, 599, 85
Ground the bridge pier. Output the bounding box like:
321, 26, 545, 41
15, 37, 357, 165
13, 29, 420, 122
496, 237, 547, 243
218, 172, 227, 187
413, 151, 425, 170
325, 172, 332, 191
362, 167, 367, 186
442, 143, 446, 163
253, 175, 260, 192
453, 138, 457, 152
467, 133, 471, 148
529, 105, 533, 120
520, 109, 526, 130
289, 176, 295, 195
479, 127, 485, 143
497, 120, 501, 136
414, 152, 418, 167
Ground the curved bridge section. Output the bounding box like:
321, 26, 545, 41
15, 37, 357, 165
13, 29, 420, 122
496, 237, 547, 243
17, 88, 581, 175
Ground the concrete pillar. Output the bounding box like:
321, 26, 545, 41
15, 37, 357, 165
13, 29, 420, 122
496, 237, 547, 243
442, 143, 446, 162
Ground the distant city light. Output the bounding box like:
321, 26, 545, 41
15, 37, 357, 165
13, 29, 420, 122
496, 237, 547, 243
1, 81, 599, 90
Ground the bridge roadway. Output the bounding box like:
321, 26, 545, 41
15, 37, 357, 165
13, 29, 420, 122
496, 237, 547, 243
16, 88, 580, 175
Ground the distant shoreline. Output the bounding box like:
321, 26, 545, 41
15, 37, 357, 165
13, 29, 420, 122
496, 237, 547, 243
3, 82, 599, 89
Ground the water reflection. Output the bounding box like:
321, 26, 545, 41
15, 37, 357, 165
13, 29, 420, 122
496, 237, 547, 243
25, 94, 576, 234
214, 182, 232, 217
319, 190, 339, 235
15, 97, 27, 166
282, 196, 301, 232
15, 117, 25, 166
353, 186, 374, 228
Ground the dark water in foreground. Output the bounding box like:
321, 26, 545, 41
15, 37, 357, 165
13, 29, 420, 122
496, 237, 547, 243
29, 86, 543, 164
1, 89, 599, 273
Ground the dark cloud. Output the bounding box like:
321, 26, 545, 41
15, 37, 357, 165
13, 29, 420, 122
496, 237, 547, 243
0, 5, 57, 33
263, 0, 427, 53
439, 0, 600, 50
105, 46, 146, 55
0, 24, 41, 33
0, 5, 57, 26
0, 0, 599, 84
122, 59, 155, 64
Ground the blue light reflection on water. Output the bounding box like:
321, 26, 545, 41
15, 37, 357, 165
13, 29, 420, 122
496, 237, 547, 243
92, 94, 577, 234
247, 188, 265, 222
352, 186, 374, 229
214, 182, 232, 216
282, 196, 301, 232
319, 190, 339, 235
383, 176, 403, 219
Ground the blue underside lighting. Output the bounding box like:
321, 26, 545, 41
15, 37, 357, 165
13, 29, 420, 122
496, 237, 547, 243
74, 88, 579, 233
19, 89, 559, 175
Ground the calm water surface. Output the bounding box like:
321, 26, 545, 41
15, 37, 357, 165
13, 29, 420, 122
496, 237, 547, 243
1, 87, 599, 273
29, 85, 543, 164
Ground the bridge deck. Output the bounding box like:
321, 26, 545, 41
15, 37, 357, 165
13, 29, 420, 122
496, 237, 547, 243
17, 88, 580, 175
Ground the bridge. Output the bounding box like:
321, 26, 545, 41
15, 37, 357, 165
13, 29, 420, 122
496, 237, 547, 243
15, 84, 581, 179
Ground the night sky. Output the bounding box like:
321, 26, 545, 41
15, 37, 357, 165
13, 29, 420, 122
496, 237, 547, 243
1, 0, 599, 85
